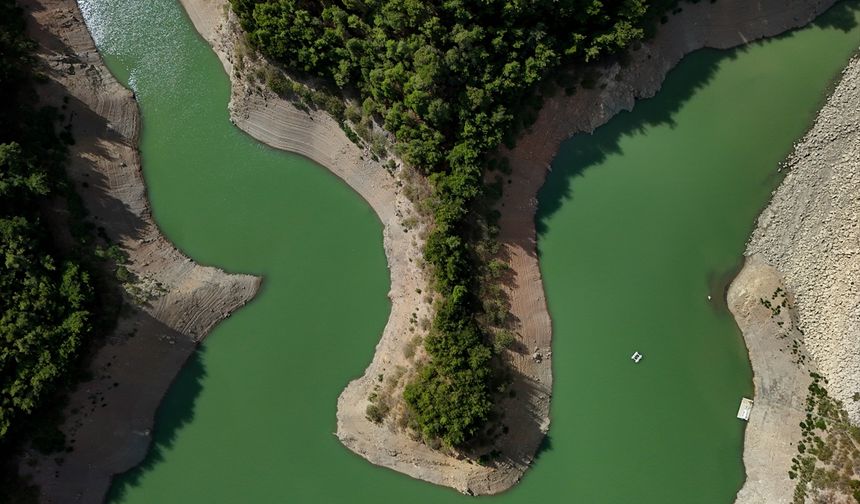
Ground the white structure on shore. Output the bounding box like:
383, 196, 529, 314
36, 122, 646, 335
737, 398, 754, 421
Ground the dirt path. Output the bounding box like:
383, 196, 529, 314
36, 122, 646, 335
17, 1, 259, 502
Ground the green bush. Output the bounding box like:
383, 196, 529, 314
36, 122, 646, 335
492, 330, 516, 354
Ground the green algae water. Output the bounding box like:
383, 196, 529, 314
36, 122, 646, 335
78, 0, 860, 502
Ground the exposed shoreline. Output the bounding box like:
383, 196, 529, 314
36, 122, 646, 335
17, 1, 260, 502
21, 0, 850, 501
500, 0, 839, 498
177, 0, 512, 493
177, 0, 843, 497
732, 53, 860, 503
746, 53, 860, 425
729, 257, 814, 504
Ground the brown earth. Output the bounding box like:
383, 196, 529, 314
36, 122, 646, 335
16, 1, 260, 502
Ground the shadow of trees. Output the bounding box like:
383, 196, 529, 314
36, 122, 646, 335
533, 433, 553, 462
17, 5, 214, 503
107, 345, 207, 502
535, 0, 858, 241
813, 0, 860, 32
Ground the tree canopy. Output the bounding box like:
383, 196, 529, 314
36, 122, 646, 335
233, 0, 667, 447
0, 0, 95, 440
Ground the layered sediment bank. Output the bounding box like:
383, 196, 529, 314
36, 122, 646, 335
178, 0, 841, 496
731, 54, 860, 504
17, 1, 259, 502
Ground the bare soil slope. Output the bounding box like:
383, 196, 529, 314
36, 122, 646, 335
18, 1, 259, 502
729, 257, 814, 504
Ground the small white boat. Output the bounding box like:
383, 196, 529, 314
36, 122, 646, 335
631, 351, 643, 363
737, 397, 754, 421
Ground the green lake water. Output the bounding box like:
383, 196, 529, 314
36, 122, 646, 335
76, 0, 860, 502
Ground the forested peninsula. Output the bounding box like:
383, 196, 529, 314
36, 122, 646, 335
231, 0, 671, 449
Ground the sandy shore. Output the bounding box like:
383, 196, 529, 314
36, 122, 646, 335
17, 1, 260, 502
177, 0, 845, 496
175, 0, 477, 491
729, 257, 814, 504
730, 53, 860, 503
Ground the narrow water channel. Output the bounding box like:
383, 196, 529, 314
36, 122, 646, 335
78, 0, 860, 502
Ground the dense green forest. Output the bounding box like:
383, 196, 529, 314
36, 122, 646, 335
232, 0, 671, 447
0, 0, 95, 444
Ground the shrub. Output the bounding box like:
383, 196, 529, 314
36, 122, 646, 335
366, 404, 385, 423
492, 330, 516, 353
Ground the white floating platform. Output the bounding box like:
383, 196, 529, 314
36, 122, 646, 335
737, 397, 754, 421
631, 351, 643, 363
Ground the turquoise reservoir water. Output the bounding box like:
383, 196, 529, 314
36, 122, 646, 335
76, 0, 860, 502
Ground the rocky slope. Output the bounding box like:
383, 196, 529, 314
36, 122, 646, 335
747, 54, 860, 424
731, 53, 860, 503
